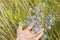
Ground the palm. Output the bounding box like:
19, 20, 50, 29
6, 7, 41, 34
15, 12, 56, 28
16, 21, 44, 40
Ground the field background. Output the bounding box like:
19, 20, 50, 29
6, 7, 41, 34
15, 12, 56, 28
0, 0, 60, 40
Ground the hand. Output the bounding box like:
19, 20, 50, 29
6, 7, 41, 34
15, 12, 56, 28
16, 21, 44, 40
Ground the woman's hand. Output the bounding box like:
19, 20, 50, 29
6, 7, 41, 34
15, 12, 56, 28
16, 21, 44, 40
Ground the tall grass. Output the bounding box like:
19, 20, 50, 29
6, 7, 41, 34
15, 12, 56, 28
0, 0, 60, 40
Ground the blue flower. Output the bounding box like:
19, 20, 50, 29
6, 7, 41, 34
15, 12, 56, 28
32, 24, 42, 33
41, 3, 46, 8
36, 17, 40, 23
42, 34, 47, 40
32, 26, 39, 33
26, 16, 31, 22
47, 26, 52, 30
34, 7, 40, 14
40, 13, 45, 18
42, 34, 47, 38
29, 7, 33, 12
31, 15, 36, 22
24, 20, 31, 26
47, 14, 55, 26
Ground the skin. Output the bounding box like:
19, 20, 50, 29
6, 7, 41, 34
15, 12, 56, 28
16, 21, 44, 40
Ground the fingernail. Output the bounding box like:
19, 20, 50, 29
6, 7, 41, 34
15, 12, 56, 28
19, 22, 23, 26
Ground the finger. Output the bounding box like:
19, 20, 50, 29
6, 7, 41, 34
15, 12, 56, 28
34, 28, 44, 37
35, 31, 43, 40
27, 21, 36, 30
31, 31, 35, 35
32, 30, 43, 40
17, 22, 23, 31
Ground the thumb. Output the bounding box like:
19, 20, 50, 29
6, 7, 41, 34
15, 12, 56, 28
17, 22, 23, 31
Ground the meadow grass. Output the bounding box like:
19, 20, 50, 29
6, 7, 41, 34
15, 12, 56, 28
0, 0, 60, 40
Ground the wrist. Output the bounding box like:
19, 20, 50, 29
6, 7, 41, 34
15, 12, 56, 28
16, 38, 27, 40
16, 38, 20, 40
